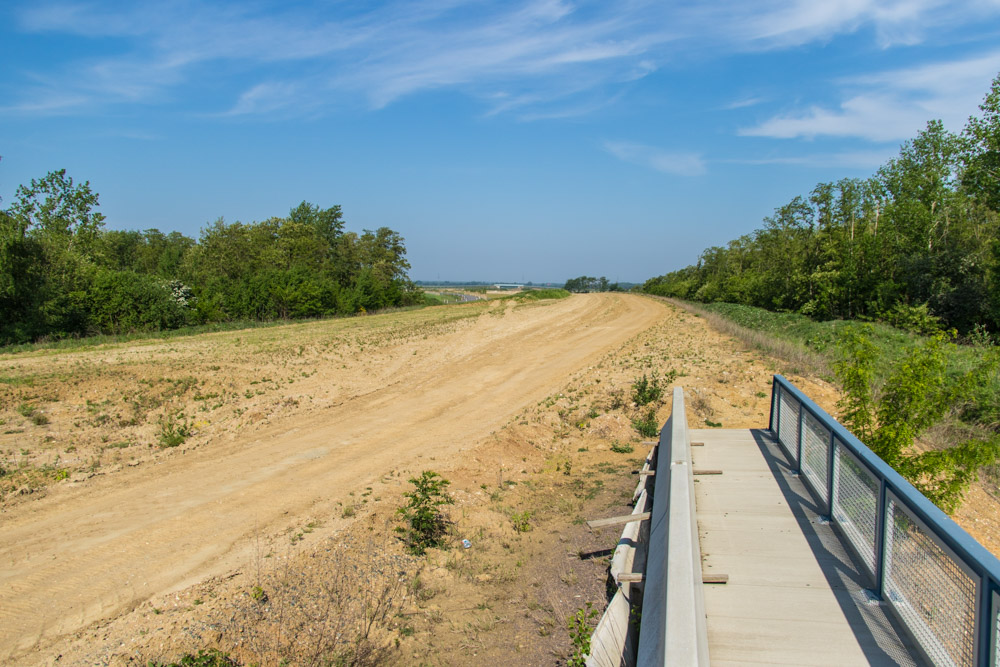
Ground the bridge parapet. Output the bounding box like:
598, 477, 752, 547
586, 387, 710, 666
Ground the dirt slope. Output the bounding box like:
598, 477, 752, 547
0, 293, 664, 661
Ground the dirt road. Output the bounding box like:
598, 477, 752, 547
0, 293, 666, 661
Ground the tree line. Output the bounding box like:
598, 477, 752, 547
643, 73, 1000, 336
563, 276, 624, 293
0, 170, 421, 345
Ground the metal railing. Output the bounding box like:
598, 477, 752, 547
771, 375, 1000, 666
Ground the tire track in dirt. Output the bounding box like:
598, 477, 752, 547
0, 293, 665, 661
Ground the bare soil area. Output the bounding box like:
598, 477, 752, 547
1, 293, 995, 666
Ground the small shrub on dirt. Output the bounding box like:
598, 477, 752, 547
31, 412, 50, 426
396, 470, 454, 555
632, 408, 659, 438
148, 649, 239, 667
511, 511, 533, 533
567, 602, 599, 667
610, 441, 634, 454
158, 414, 192, 448
631, 373, 663, 407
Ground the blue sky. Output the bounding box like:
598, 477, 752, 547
2, 1, 1000, 283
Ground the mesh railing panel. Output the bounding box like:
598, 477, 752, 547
801, 410, 830, 501
832, 444, 878, 575
778, 393, 800, 464
886, 497, 977, 667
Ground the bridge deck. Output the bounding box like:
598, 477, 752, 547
692, 428, 921, 666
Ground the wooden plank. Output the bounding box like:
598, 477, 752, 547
617, 572, 645, 583
702, 573, 729, 584
586, 511, 651, 529
693, 469, 723, 475
631, 469, 655, 477
691, 441, 705, 447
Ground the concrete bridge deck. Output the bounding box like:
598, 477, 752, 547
692, 428, 922, 666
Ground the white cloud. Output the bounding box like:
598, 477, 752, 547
741, 50, 1000, 141
7, 0, 1000, 119
604, 141, 706, 176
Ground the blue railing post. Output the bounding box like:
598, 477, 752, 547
795, 397, 804, 473
824, 429, 836, 520
771, 378, 780, 439
873, 479, 889, 598
975, 575, 993, 666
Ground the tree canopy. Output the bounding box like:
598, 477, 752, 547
643, 72, 1000, 336
0, 182, 421, 345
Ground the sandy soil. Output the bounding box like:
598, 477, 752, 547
2, 293, 995, 666
0, 294, 663, 662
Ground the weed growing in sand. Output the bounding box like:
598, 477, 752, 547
610, 441, 634, 454
567, 602, 599, 666
632, 408, 659, 438
158, 413, 192, 448
397, 470, 454, 555
630, 373, 663, 407
511, 511, 533, 533
148, 649, 238, 666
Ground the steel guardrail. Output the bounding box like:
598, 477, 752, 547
771, 375, 1000, 666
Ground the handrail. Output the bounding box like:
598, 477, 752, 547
771, 375, 1000, 666
637, 387, 710, 666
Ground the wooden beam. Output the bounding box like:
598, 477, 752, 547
617, 572, 644, 583
691, 441, 705, 447
586, 512, 651, 529
703, 574, 729, 584
693, 469, 723, 475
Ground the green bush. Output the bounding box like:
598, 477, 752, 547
631, 373, 663, 407
88, 269, 189, 334
610, 441, 634, 454
157, 413, 191, 448
511, 510, 533, 533
632, 408, 659, 437
836, 324, 1000, 512
567, 602, 599, 667
396, 470, 454, 555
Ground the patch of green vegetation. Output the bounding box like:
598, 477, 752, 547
147, 649, 239, 667
157, 413, 192, 448
567, 602, 599, 667
610, 441, 634, 454
510, 510, 533, 533
631, 373, 663, 407
396, 471, 454, 555
514, 288, 571, 301
836, 325, 1000, 512
632, 408, 659, 437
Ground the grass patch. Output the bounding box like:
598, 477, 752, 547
515, 288, 570, 302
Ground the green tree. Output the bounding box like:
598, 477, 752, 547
835, 325, 1000, 512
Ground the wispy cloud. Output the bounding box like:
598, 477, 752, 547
604, 141, 706, 176
722, 96, 767, 110
740, 50, 1000, 141
7, 0, 1000, 119
727, 147, 900, 170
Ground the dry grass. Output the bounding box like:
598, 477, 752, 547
658, 297, 832, 379
227, 520, 413, 667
